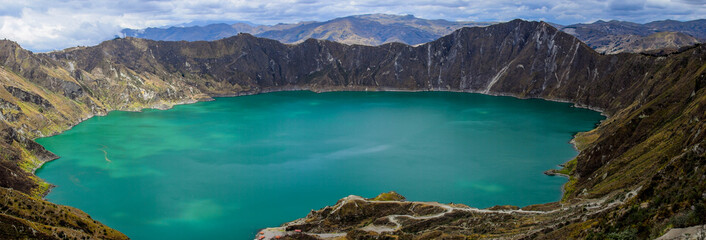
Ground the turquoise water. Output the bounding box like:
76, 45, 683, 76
36, 91, 603, 239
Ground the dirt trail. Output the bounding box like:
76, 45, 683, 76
255, 189, 641, 240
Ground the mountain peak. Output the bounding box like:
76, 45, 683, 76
119, 15, 705, 54
0, 39, 22, 50
353, 13, 416, 19
2, 13, 706, 240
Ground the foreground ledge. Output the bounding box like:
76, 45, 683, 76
254, 190, 639, 240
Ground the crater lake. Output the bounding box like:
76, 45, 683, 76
36, 91, 604, 239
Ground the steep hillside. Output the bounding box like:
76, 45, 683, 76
591, 32, 700, 54
560, 19, 705, 54
0, 19, 704, 239
121, 14, 492, 45
560, 20, 654, 41
646, 19, 706, 40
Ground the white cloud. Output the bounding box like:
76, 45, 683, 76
0, 0, 703, 52
0, 8, 120, 51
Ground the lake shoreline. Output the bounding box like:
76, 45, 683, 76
33, 87, 605, 239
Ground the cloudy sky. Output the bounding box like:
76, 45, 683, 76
0, 0, 704, 52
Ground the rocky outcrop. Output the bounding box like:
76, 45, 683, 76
5, 86, 54, 109
0, 19, 705, 239
657, 224, 706, 240
256, 190, 639, 240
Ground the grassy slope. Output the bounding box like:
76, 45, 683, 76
0, 188, 127, 240
0, 20, 704, 239
547, 50, 706, 239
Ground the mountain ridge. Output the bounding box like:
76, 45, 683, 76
0, 19, 704, 239
121, 14, 495, 46
560, 19, 706, 54
121, 15, 705, 54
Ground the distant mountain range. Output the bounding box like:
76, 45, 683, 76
121, 14, 493, 46
557, 19, 706, 54
122, 15, 705, 55
3, 19, 706, 238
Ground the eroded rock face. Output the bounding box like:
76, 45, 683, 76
0, 19, 704, 239
5, 86, 54, 109
0, 122, 56, 194
58, 20, 659, 114
657, 224, 706, 240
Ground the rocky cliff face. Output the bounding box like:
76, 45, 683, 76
75, 20, 646, 113
0, 19, 705, 239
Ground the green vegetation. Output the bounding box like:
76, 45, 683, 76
0, 19, 705, 239
562, 176, 578, 201
556, 158, 577, 176
369, 191, 406, 201
0, 187, 128, 239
